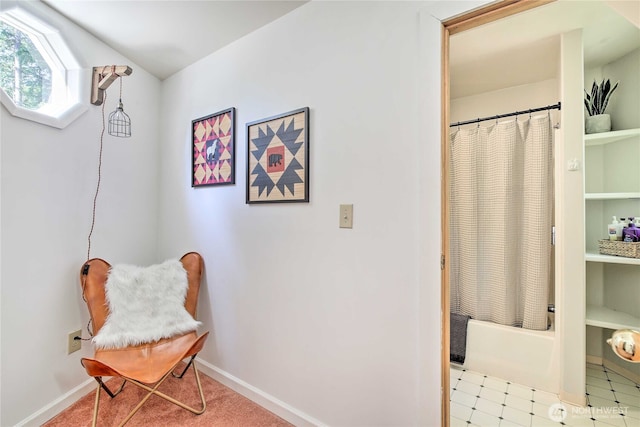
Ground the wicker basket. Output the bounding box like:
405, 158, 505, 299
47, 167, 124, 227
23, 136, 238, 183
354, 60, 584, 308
598, 239, 640, 259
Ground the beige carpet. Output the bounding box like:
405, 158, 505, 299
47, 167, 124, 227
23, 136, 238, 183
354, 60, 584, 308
43, 363, 293, 426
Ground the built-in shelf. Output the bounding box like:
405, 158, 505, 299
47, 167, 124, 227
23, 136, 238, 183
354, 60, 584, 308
584, 127, 640, 334
585, 128, 640, 146
586, 304, 640, 330
585, 193, 640, 200
585, 252, 640, 265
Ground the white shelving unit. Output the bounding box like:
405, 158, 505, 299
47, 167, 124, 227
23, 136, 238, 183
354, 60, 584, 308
584, 128, 640, 146
585, 252, 640, 265
585, 192, 640, 200
586, 305, 640, 330
584, 128, 640, 332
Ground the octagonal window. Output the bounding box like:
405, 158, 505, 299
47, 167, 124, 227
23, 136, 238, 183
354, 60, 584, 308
0, 6, 86, 129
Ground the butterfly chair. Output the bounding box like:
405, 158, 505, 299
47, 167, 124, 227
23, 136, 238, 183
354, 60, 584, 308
79, 252, 209, 426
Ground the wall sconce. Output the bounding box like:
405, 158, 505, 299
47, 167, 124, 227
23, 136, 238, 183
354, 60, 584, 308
91, 65, 132, 138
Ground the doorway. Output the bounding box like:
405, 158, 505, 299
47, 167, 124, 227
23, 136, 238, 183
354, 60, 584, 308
441, 1, 640, 425
440, 4, 558, 424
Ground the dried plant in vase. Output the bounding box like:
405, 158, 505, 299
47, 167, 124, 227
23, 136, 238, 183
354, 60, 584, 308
584, 78, 619, 134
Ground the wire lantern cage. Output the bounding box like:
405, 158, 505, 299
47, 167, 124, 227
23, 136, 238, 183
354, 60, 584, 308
108, 77, 131, 138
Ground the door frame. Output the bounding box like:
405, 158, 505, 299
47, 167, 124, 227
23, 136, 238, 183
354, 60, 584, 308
439, 1, 556, 425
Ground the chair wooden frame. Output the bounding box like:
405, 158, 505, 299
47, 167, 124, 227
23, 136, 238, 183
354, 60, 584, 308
79, 252, 208, 426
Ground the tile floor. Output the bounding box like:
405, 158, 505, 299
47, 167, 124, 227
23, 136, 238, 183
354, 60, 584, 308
450, 363, 640, 426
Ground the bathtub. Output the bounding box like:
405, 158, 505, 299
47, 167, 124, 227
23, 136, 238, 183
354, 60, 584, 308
462, 319, 560, 394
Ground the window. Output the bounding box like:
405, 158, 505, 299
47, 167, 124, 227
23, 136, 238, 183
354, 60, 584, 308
0, 21, 52, 109
0, 6, 85, 129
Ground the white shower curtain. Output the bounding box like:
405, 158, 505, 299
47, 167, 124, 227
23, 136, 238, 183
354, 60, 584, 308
449, 115, 553, 331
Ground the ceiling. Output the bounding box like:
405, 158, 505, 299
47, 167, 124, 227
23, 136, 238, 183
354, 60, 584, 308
43, 0, 307, 80
450, 0, 640, 99
41, 0, 639, 87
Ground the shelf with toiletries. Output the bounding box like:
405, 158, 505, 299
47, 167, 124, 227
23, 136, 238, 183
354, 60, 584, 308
584, 126, 640, 254
584, 202, 640, 254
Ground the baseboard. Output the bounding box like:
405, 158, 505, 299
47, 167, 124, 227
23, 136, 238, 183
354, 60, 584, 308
16, 359, 325, 427
559, 390, 587, 407
15, 378, 95, 426
196, 359, 325, 427
586, 355, 602, 365
585, 355, 640, 384
602, 359, 640, 384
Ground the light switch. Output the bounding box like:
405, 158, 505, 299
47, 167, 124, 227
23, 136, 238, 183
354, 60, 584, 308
339, 204, 353, 229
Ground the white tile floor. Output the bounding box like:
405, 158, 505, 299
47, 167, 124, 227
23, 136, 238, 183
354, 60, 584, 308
450, 363, 640, 426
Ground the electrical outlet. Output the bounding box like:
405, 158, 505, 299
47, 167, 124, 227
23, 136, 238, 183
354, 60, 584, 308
68, 329, 82, 354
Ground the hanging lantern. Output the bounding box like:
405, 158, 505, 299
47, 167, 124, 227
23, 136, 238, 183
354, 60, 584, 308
108, 77, 131, 137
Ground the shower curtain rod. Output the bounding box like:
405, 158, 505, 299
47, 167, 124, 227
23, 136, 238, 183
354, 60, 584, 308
449, 102, 561, 128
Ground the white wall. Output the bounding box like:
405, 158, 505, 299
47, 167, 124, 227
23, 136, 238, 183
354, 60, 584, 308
602, 48, 640, 131
0, 1, 161, 425
451, 78, 560, 125
157, 1, 447, 425
558, 28, 587, 406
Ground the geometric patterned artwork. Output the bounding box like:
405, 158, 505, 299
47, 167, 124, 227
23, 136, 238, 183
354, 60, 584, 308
192, 108, 235, 187
246, 107, 309, 203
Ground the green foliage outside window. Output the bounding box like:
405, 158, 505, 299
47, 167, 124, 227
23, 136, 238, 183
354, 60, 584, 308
0, 21, 52, 110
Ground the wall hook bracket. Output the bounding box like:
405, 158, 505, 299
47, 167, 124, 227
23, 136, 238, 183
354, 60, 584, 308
91, 65, 133, 105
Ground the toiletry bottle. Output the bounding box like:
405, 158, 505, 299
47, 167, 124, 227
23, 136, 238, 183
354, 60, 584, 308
629, 218, 639, 242
608, 216, 620, 241
616, 218, 624, 240
623, 217, 639, 242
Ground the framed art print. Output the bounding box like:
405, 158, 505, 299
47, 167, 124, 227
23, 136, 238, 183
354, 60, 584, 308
192, 107, 235, 187
246, 107, 309, 204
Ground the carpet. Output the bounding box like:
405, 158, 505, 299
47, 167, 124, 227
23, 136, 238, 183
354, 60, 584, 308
43, 364, 292, 426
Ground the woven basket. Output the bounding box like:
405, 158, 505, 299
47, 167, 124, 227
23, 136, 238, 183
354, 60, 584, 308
598, 239, 640, 259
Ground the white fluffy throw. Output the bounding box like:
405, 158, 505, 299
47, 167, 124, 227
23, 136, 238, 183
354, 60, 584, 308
93, 259, 201, 350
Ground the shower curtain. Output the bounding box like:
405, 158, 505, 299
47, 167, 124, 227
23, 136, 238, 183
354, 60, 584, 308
449, 114, 553, 331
